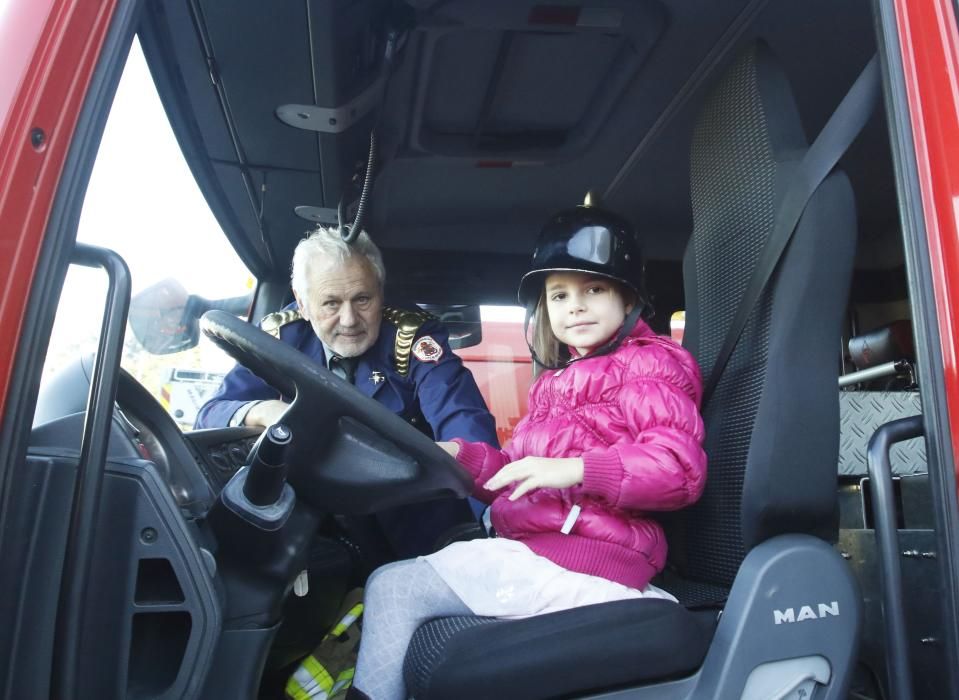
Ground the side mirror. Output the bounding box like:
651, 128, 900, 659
128, 278, 253, 354
418, 304, 483, 350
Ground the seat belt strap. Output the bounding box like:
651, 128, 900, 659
701, 55, 880, 407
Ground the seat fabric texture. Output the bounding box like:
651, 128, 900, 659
404, 601, 716, 700
673, 41, 855, 587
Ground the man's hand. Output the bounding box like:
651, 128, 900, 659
244, 399, 288, 427
484, 457, 585, 501
437, 441, 460, 458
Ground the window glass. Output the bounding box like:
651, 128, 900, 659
40, 39, 252, 430
456, 306, 530, 444
670, 310, 685, 343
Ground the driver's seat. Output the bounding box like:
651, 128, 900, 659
403, 43, 862, 699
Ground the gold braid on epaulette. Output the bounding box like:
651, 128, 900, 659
383, 306, 436, 376
259, 308, 304, 338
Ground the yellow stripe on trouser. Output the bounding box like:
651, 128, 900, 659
331, 667, 355, 696
285, 601, 364, 699
329, 603, 363, 637
285, 655, 334, 700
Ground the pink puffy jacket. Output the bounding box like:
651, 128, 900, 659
452, 317, 707, 589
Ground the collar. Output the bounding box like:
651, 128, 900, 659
319, 341, 339, 370
566, 314, 653, 360
321, 328, 396, 399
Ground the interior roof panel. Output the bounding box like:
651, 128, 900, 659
199, 0, 320, 171
374, 0, 754, 259
210, 163, 272, 263
263, 169, 337, 264
486, 32, 623, 131
141, 0, 899, 293
151, 0, 237, 163
408, 0, 667, 161
422, 31, 624, 134
422, 31, 506, 133
307, 0, 390, 105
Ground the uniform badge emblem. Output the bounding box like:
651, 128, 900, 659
370, 370, 385, 385
412, 335, 444, 363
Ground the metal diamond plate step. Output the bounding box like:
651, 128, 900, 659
839, 391, 925, 476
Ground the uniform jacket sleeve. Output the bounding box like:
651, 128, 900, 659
409, 320, 499, 447
194, 307, 308, 429
579, 366, 707, 512
193, 363, 283, 429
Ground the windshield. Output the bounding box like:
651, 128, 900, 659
41, 40, 534, 438
41, 40, 252, 430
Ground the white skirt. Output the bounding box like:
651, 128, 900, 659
421, 538, 677, 619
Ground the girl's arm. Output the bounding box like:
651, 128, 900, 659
580, 378, 707, 512
441, 439, 586, 503
445, 438, 519, 504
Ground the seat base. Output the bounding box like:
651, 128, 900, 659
404, 599, 717, 700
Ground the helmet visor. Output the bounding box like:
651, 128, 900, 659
565, 225, 614, 265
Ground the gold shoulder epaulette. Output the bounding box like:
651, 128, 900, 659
260, 308, 304, 339
383, 306, 436, 376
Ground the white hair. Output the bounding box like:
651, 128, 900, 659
290, 226, 386, 302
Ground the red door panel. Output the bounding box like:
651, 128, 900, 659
0, 0, 117, 418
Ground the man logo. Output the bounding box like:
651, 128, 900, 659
773, 602, 840, 625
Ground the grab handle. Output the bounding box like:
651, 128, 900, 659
866, 414, 924, 700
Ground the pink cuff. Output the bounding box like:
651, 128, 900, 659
581, 451, 624, 505
450, 438, 488, 478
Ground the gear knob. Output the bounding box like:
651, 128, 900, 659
243, 423, 293, 506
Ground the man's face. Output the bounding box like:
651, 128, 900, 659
296, 256, 384, 358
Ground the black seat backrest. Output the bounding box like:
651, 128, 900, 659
673, 43, 857, 593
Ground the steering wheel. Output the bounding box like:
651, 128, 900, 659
200, 310, 473, 514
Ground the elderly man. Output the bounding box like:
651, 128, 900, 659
196, 226, 498, 556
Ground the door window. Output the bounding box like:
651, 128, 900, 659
39, 39, 252, 430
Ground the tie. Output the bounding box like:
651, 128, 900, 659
329, 355, 358, 384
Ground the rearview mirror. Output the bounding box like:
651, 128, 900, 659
128, 278, 253, 354
417, 304, 482, 350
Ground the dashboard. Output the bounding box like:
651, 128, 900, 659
31, 354, 263, 517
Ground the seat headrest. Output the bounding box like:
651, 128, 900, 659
848, 320, 914, 370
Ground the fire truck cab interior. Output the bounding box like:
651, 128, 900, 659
2, 1, 958, 699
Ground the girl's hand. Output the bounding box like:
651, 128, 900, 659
437, 441, 460, 458
484, 457, 585, 501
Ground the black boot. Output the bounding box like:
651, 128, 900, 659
344, 686, 371, 700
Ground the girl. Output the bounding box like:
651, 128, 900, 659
349, 198, 707, 700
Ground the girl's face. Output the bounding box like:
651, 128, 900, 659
544, 272, 633, 356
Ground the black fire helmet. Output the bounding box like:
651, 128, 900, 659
518, 194, 650, 369
517, 192, 647, 311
